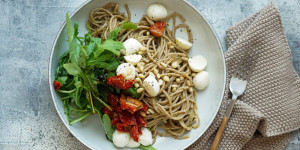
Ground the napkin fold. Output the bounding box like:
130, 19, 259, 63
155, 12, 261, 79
188, 3, 300, 150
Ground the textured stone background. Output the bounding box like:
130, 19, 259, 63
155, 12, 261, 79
0, 0, 299, 149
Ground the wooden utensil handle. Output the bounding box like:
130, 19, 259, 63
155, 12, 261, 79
210, 116, 229, 150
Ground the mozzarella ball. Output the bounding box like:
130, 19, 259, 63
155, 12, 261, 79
139, 128, 153, 146
176, 38, 193, 50
146, 4, 168, 21
126, 137, 141, 148
116, 63, 136, 80
188, 55, 207, 72
124, 54, 142, 66
112, 130, 130, 147
143, 75, 160, 97
123, 38, 143, 55
193, 71, 209, 90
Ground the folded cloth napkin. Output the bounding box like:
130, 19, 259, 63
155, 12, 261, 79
188, 2, 300, 150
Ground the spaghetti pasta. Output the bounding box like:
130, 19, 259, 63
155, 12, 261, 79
89, 3, 199, 142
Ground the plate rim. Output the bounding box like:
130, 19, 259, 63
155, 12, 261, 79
48, 0, 226, 149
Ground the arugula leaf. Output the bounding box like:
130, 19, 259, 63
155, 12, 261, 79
102, 114, 115, 141
122, 22, 138, 30
106, 57, 123, 71
108, 27, 121, 40
56, 51, 69, 76
74, 86, 83, 108
66, 12, 74, 45
91, 37, 101, 44
139, 145, 156, 150
63, 63, 82, 76
69, 111, 92, 125
98, 50, 115, 62
97, 84, 109, 102
82, 72, 98, 93
107, 72, 116, 79
85, 42, 96, 56
80, 46, 88, 57
78, 46, 89, 69
64, 99, 70, 123
88, 50, 115, 66
94, 62, 110, 69
69, 23, 80, 63
86, 21, 91, 33
95, 108, 115, 141
56, 76, 68, 85
100, 39, 124, 56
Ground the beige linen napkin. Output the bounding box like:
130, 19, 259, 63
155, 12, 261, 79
188, 3, 300, 150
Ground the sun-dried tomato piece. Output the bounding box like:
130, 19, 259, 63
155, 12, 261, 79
106, 74, 135, 90
113, 106, 123, 113
102, 107, 113, 118
138, 125, 142, 135
137, 113, 147, 127
108, 93, 119, 107
111, 112, 120, 125
119, 94, 143, 114
149, 22, 166, 37
116, 123, 127, 132
130, 125, 140, 142
53, 80, 62, 91
142, 104, 148, 112
119, 110, 137, 126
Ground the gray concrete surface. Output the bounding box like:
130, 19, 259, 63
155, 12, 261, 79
0, 0, 299, 149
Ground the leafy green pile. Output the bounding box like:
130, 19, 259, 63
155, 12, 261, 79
55, 13, 155, 150
55, 13, 137, 135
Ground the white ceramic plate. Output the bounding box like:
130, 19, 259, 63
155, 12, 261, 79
49, 0, 226, 149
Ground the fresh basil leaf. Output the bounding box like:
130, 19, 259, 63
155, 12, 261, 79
63, 63, 82, 76
139, 145, 156, 150
122, 22, 138, 30
108, 27, 121, 40
102, 114, 114, 141
56, 76, 68, 85
69, 23, 80, 63
66, 12, 74, 45
100, 39, 124, 56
